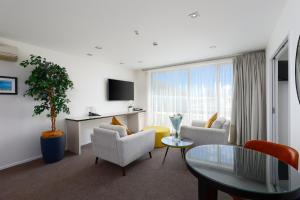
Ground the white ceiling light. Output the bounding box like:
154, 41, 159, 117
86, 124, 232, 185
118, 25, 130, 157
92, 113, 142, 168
188, 11, 199, 19
86, 53, 93, 56
120, 62, 125, 65
95, 46, 102, 50
134, 30, 139, 35
153, 42, 158, 46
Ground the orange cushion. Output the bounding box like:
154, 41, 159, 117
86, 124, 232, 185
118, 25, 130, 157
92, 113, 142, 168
204, 113, 218, 128
112, 116, 133, 135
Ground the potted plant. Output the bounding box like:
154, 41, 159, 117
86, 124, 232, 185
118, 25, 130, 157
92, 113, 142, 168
21, 55, 73, 163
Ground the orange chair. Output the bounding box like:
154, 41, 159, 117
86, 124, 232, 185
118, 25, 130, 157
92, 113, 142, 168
244, 140, 299, 170
232, 140, 299, 200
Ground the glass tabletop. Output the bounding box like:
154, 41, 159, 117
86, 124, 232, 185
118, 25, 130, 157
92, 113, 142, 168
186, 145, 300, 196
161, 136, 193, 148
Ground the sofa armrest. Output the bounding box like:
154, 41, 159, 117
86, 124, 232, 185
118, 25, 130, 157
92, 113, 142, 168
117, 130, 155, 166
191, 120, 206, 127
180, 125, 228, 145
91, 128, 120, 165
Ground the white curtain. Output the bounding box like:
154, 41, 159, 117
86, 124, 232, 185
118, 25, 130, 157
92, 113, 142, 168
149, 61, 233, 129
150, 69, 189, 127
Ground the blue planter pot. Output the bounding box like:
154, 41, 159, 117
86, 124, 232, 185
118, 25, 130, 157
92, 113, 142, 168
40, 135, 65, 163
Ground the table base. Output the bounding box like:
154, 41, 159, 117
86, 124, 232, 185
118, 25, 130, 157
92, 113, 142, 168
198, 178, 218, 200
162, 147, 186, 164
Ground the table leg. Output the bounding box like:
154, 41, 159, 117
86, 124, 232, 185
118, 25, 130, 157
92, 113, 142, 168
181, 148, 186, 160
162, 147, 169, 164
198, 178, 217, 200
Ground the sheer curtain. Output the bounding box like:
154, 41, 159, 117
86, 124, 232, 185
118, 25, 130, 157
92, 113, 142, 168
150, 69, 189, 127
149, 61, 233, 128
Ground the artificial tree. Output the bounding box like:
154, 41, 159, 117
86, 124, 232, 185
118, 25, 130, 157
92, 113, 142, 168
21, 55, 73, 135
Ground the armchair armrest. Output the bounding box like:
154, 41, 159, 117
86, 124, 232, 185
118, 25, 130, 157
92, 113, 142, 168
117, 130, 155, 166
191, 120, 206, 127
180, 125, 228, 145
91, 128, 120, 165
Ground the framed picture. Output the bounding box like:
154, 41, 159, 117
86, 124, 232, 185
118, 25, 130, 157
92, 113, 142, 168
0, 76, 18, 95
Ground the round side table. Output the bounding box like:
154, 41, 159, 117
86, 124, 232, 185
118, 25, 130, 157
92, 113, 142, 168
161, 136, 193, 164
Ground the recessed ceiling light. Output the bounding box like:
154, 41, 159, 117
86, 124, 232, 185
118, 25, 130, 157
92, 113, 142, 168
86, 53, 93, 56
209, 45, 217, 49
188, 11, 199, 19
134, 30, 139, 35
153, 42, 158, 46
95, 46, 102, 50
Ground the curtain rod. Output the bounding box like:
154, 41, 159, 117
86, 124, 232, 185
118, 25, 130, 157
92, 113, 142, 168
142, 49, 265, 71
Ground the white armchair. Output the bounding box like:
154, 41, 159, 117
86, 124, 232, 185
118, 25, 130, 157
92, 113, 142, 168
180, 120, 230, 146
91, 124, 155, 176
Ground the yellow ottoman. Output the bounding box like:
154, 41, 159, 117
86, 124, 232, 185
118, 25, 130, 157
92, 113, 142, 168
143, 126, 170, 148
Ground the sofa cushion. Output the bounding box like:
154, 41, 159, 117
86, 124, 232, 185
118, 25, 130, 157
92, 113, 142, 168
222, 120, 230, 132
99, 123, 127, 137
204, 113, 218, 128
211, 117, 226, 129
112, 116, 133, 135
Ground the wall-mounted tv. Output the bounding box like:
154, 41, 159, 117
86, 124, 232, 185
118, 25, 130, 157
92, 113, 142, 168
108, 79, 134, 101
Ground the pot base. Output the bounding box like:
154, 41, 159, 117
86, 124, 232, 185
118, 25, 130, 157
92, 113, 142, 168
40, 132, 65, 164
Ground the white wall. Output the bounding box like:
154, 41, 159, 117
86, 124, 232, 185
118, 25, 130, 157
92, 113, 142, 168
0, 37, 139, 170
266, 0, 300, 152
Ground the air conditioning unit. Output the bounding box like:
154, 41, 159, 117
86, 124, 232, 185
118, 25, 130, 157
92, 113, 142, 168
0, 44, 18, 62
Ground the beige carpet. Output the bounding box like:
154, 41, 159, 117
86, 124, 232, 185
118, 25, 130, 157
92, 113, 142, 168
0, 144, 232, 200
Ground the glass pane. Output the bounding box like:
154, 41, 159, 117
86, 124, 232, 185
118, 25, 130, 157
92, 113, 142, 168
150, 61, 233, 128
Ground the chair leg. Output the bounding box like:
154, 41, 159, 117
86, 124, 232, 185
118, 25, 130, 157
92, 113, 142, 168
149, 152, 152, 158
122, 167, 126, 176
95, 157, 99, 165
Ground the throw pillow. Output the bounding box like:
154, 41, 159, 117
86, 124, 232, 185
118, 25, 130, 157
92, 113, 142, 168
99, 123, 127, 137
211, 117, 226, 129
112, 116, 133, 135
204, 113, 218, 128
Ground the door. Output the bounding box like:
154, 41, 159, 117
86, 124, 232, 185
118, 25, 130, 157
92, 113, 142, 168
271, 40, 289, 145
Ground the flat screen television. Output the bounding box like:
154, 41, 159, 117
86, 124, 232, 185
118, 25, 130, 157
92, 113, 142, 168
108, 79, 134, 100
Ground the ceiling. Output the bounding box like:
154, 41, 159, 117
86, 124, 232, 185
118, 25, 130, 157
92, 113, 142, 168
0, 0, 286, 69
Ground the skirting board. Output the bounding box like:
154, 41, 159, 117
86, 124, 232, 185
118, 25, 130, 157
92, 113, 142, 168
0, 155, 42, 171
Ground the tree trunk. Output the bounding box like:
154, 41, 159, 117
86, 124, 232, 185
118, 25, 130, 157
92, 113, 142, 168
51, 116, 56, 131
49, 90, 57, 131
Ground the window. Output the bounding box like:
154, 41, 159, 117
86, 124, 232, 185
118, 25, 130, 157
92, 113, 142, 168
149, 61, 233, 128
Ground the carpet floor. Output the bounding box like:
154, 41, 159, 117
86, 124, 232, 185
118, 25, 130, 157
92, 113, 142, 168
0, 145, 232, 200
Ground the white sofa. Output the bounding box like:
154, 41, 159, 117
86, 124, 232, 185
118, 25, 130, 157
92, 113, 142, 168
91, 124, 155, 176
180, 120, 230, 146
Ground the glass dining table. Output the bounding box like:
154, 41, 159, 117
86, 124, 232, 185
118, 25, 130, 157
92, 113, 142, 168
185, 144, 300, 200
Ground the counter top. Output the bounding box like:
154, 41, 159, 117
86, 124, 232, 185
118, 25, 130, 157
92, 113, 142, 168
66, 110, 146, 122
